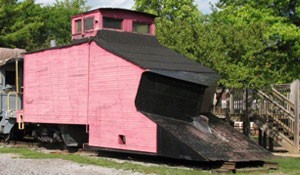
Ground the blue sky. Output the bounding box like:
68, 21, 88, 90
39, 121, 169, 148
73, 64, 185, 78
34, 0, 218, 14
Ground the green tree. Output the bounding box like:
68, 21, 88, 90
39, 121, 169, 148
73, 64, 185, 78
0, 0, 44, 50
218, 0, 300, 25
134, 0, 202, 60
0, 0, 88, 51
196, 6, 300, 88
40, 0, 89, 48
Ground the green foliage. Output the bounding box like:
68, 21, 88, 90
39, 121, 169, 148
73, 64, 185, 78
134, 0, 162, 16
217, 0, 300, 26
197, 5, 300, 88
0, 0, 88, 51
40, 0, 89, 47
134, 0, 202, 60
0, 0, 44, 50
206, 3, 300, 88
135, 0, 200, 19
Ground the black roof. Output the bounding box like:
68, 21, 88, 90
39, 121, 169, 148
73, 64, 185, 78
27, 29, 219, 85
73, 8, 157, 18
94, 30, 216, 74
99, 8, 157, 17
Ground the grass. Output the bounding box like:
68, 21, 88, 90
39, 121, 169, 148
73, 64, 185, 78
1, 145, 300, 175
272, 156, 300, 175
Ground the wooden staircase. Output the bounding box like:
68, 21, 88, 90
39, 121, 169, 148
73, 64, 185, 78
253, 80, 299, 153
213, 80, 300, 153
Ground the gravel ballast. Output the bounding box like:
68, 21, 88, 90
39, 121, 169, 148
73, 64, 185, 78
0, 154, 147, 175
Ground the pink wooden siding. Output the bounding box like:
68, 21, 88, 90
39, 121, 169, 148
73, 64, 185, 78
23, 44, 89, 124
72, 9, 156, 40
88, 42, 157, 153
23, 41, 157, 153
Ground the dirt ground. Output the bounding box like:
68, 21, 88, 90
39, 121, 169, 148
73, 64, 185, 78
273, 152, 300, 158
272, 146, 300, 158
0, 153, 148, 175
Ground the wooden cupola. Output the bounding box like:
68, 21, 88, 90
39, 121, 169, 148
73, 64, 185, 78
71, 8, 156, 40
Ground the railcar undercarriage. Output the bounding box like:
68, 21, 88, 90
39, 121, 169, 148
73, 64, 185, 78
1, 123, 88, 148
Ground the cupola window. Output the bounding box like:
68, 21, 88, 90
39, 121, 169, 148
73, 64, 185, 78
103, 17, 123, 30
84, 16, 94, 31
133, 22, 150, 34
75, 19, 82, 34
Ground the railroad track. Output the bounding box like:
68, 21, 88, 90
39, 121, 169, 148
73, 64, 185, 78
0, 138, 278, 173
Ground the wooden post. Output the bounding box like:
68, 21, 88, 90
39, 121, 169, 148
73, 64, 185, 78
292, 80, 299, 151
258, 129, 263, 146
268, 137, 274, 151
229, 89, 234, 115
263, 131, 267, 148
243, 89, 250, 137
226, 89, 234, 126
